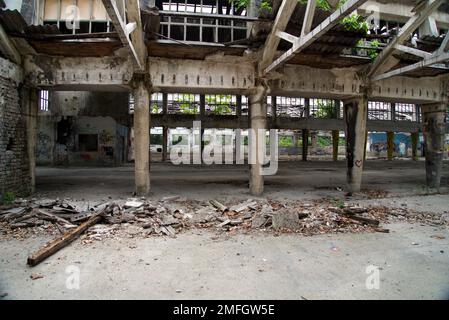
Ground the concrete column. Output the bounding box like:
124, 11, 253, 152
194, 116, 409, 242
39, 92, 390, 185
162, 93, 168, 162
343, 95, 368, 193
302, 129, 309, 161
26, 88, 38, 194
387, 131, 394, 160
133, 81, 151, 196
332, 130, 339, 161
235, 95, 242, 163
391, 102, 396, 121
162, 127, 168, 162
249, 84, 267, 196
411, 132, 419, 161
422, 103, 446, 190
200, 95, 206, 162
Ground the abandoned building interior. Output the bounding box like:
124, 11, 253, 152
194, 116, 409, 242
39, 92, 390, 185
1, 0, 449, 301
0, 0, 448, 198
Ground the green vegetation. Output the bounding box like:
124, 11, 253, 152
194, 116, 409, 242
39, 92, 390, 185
279, 136, 294, 148
206, 95, 233, 115
150, 134, 163, 145
228, 0, 272, 12
331, 197, 345, 209
2, 191, 15, 205
175, 94, 198, 114
315, 100, 338, 119
341, 13, 369, 33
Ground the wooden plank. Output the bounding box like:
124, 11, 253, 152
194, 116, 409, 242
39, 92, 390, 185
368, 0, 445, 78
27, 209, 106, 267
265, 0, 368, 74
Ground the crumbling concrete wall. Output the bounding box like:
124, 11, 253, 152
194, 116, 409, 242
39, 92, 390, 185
0, 57, 30, 198
37, 91, 130, 166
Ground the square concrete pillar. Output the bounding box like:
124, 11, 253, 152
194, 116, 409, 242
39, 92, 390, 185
343, 95, 368, 193
133, 82, 151, 196
25, 88, 39, 194
249, 84, 267, 196
422, 103, 446, 190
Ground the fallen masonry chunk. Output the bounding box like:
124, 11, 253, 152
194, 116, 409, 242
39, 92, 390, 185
229, 219, 244, 226
230, 201, 258, 213
251, 215, 268, 229
217, 219, 231, 228
160, 225, 176, 236
209, 200, 228, 212
27, 207, 107, 267
125, 200, 144, 208
272, 209, 301, 231
162, 195, 180, 202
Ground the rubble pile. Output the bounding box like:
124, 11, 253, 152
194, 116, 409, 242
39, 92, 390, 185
1, 197, 448, 241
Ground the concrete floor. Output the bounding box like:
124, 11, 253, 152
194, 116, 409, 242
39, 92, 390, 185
1, 223, 448, 299
34, 159, 449, 202
1, 160, 448, 300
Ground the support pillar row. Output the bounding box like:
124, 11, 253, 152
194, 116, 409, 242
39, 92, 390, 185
343, 95, 368, 193
422, 103, 446, 190
133, 81, 151, 196
249, 84, 267, 196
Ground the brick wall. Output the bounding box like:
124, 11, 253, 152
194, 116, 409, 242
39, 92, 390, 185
0, 74, 31, 198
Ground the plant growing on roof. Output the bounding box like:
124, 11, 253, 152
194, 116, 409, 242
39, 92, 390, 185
228, 0, 273, 12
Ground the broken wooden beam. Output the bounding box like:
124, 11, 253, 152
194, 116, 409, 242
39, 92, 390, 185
209, 200, 228, 212
27, 209, 106, 267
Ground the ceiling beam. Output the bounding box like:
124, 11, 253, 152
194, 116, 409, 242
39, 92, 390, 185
372, 51, 449, 81
367, 0, 445, 78
259, 0, 298, 73
102, 0, 146, 71
276, 31, 298, 44
301, 0, 317, 37
265, 0, 369, 74
394, 44, 432, 59
438, 31, 449, 54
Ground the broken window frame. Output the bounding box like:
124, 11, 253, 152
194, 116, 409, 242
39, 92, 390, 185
159, 0, 247, 43
41, 0, 112, 34
39, 90, 50, 112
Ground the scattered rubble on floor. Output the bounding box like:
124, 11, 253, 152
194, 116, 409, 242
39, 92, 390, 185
1, 196, 448, 265
1, 196, 448, 241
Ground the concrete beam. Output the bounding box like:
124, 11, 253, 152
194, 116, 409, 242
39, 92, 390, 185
259, 0, 298, 73
150, 114, 423, 133
368, 0, 445, 78
265, 0, 369, 74
359, 1, 449, 30
149, 57, 255, 94
372, 52, 449, 81
23, 54, 133, 90
102, 0, 146, 71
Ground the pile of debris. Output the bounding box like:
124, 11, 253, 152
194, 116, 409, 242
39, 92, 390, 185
1, 196, 447, 267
